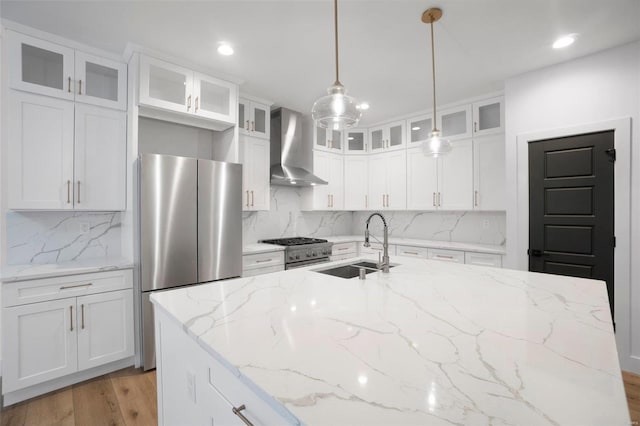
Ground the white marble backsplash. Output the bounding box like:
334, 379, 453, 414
243, 187, 352, 245
352, 210, 506, 245
6, 211, 121, 265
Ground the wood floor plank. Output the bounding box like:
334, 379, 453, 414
72, 376, 125, 426
109, 368, 157, 426
23, 387, 75, 426
0, 401, 27, 426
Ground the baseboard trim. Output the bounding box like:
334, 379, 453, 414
2, 357, 134, 407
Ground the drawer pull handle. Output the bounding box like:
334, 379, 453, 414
70, 305, 74, 332
78, 79, 82, 95
436, 255, 454, 259
404, 251, 419, 255
60, 283, 93, 290
68, 76, 72, 93
255, 259, 273, 263
337, 247, 350, 251
81, 304, 85, 330
232, 404, 254, 426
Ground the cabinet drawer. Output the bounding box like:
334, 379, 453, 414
242, 265, 284, 277
465, 252, 502, 268
242, 251, 284, 271
428, 248, 465, 263
396, 245, 429, 258
206, 356, 299, 425
3, 269, 133, 308
331, 242, 357, 255
359, 242, 396, 257
330, 253, 355, 262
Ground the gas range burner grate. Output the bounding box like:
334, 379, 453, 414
260, 237, 328, 246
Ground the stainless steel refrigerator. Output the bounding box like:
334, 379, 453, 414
138, 153, 242, 370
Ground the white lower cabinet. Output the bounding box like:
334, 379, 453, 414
330, 242, 357, 262
359, 243, 396, 258
242, 251, 285, 277
155, 307, 299, 426
396, 245, 429, 258
2, 270, 134, 396
465, 252, 502, 268
427, 248, 465, 263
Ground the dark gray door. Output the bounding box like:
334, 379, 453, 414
528, 131, 614, 316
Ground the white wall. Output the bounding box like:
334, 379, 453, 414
505, 41, 640, 372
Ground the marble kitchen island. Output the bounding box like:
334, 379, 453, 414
151, 256, 629, 426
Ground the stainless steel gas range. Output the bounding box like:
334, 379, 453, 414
260, 237, 333, 269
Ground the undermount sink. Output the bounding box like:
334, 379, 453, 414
314, 261, 396, 279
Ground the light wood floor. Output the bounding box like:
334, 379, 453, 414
0, 368, 157, 426
1, 368, 639, 425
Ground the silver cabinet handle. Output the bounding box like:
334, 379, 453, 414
365, 194, 368, 209
246, 120, 250, 130
433, 192, 436, 207
330, 194, 334, 208
382, 194, 385, 207
68, 77, 72, 93
251, 121, 255, 132
438, 192, 441, 207
245, 190, 250, 207
337, 247, 350, 251
81, 304, 85, 330
60, 282, 93, 290
435, 254, 455, 259
232, 405, 254, 426
386, 194, 390, 207
78, 79, 82, 95
404, 251, 419, 255
255, 258, 273, 263
67, 180, 71, 204
187, 95, 192, 111
474, 121, 477, 132
474, 190, 478, 207
195, 96, 199, 113
328, 194, 331, 208
250, 190, 254, 207
77, 181, 81, 204
70, 305, 74, 332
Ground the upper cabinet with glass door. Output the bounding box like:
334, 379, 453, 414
139, 55, 237, 128
437, 104, 472, 141
238, 98, 271, 140
472, 96, 504, 136
314, 127, 342, 152
369, 121, 405, 153
406, 113, 434, 147
7, 31, 127, 110
344, 129, 368, 154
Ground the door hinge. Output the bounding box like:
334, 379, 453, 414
605, 148, 616, 162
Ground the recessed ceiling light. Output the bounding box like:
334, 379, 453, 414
412, 126, 421, 131
357, 102, 370, 110
217, 43, 234, 56
553, 35, 576, 49
348, 136, 354, 140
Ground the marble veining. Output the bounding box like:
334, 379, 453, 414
152, 257, 628, 425
6, 211, 122, 265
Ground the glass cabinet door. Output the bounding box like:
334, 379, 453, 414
75, 52, 127, 110
369, 128, 384, 152
329, 130, 342, 151
388, 121, 405, 149
140, 55, 192, 113
408, 115, 433, 145
238, 100, 249, 134
473, 97, 503, 136
345, 129, 367, 154
250, 102, 270, 139
193, 72, 237, 124
8, 31, 75, 101
438, 105, 472, 140
315, 127, 328, 149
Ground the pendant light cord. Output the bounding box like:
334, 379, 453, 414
334, 0, 341, 86
430, 18, 438, 131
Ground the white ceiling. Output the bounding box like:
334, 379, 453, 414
2, 0, 639, 125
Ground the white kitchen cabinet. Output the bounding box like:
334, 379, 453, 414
369, 121, 405, 153
8, 31, 127, 110
473, 134, 506, 210
344, 129, 368, 154
359, 243, 396, 258
437, 104, 472, 141
428, 248, 465, 263
396, 245, 429, 258
465, 252, 502, 268
472, 96, 503, 136
8, 90, 126, 210
312, 151, 343, 210
406, 141, 473, 211
242, 251, 285, 277
406, 113, 434, 147
139, 55, 237, 127
238, 98, 270, 139
240, 136, 270, 211
314, 127, 343, 152
344, 156, 368, 210
331, 242, 357, 260
368, 150, 406, 210
2, 270, 134, 395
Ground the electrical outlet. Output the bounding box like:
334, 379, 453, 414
482, 219, 490, 229
186, 370, 196, 403
80, 221, 90, 233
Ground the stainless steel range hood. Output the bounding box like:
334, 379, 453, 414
270, 107, 327, 187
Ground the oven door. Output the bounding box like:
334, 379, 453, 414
286, 257, 330, 270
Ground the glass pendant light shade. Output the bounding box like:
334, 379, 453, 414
422, 130, 452, 158
312, 83, 362, 130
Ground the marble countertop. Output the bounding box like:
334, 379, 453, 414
1, 257, 134, 282
243, 243, 286, 255
326, 235, 506, 255
151, 256, 628, 425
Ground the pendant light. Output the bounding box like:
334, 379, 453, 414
312, 0, 362, 131
421, 8, 452, 157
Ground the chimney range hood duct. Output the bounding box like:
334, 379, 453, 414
270, 107, 328, 187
